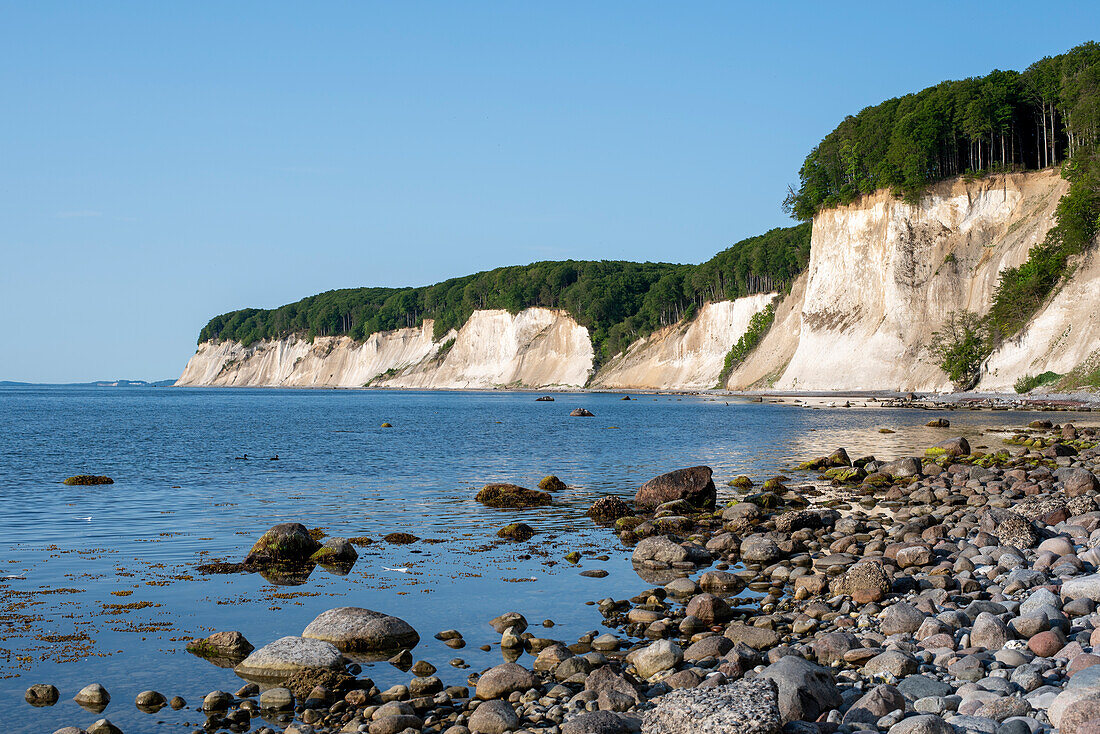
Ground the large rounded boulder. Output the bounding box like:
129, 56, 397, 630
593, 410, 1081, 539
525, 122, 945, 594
302, 607, 420, 653
634, 466, 716, 510
243, 523, 321, 568
233, 636, 344, 682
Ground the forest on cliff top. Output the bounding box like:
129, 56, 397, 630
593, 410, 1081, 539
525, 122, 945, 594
201, 42, 1100, 371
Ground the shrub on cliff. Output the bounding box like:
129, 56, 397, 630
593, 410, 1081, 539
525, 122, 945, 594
716, 300, 777, 387
927, 311, 989, 391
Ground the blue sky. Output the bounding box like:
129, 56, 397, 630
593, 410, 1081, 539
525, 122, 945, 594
2, 2, 1096, 382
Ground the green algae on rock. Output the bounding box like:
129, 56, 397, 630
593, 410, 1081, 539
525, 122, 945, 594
475, 483, 551, 508
64, 475, 114, 486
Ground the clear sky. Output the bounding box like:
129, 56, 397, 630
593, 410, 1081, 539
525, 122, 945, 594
2, 2, 1096, 382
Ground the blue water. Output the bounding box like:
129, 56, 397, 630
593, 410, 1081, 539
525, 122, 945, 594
0, 386, 1044, 732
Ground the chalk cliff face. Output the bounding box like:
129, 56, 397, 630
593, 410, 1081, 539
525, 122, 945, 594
177, 308, 594, 389
728, 169, 1097, 392
176, 323, 443, 388
980, 246, 1100, 391
180, 170, 1099, 393
592, 295, 775, 390
177, 296, 775, 390
378, 308, 594, 389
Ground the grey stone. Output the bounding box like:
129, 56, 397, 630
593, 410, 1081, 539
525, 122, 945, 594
628, 639, 683, 679
476, 663, 537, 700
641, 677, 781, 734
302, 607, 419, 652
760, 655, 842, 723
468, 699, 519, 734
888, 714, 955, 734
234, 636, 343, 681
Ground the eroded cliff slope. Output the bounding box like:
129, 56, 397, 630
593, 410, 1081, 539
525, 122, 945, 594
592, 295, 774, 390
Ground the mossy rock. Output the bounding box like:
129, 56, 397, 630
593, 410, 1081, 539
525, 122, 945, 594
244, 523, 322, 567
822, 466, 867, 483
64, 475, 113, 486
614, 516, 643, 532
728, 475, 753, 489
762, 478, 786, 491
383, 532, 419, 544
744, 492, 780, 509
796, 459, 828, 471
863, 472, 893, 488
538, 475, 567, 492
565, 551, 581, 564
497, 523, 535, 541
924, 446, 947, 457
381, 422, 393, 428
878, 428, 896, 434
475, 483, 551, 508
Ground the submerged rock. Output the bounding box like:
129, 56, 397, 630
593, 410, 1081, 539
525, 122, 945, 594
310, 537, 358, 564
497, 523, 535, 541
539, 475, 567, 491
63, 475, 114, 486
186, 631, 255, 666
476, 483, 552, 508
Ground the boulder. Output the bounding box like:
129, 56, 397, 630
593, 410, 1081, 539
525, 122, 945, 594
475, 663, 537, 700
641, 677, 781, 734
634, 466, 716, 510
73, 683, 111, 711
685, 593, 732, 625
539, 475, 567, 492
186, 630, 254, 661
740, 534, 784, 563
760, 655, 842, 723
879, 458, 923, 478
971, 612, 1012, 651
587, 496, 633, 522
631, 535, 708, 565
829, 561, 891, 602
468, 699, 520, 733
565, 711, 635, 734
233, 636, 344, 681
302, 607, 419, 652
881, 602, 926, 636
310, 537, 358, 565
887, 715, 955, 734
932, 437, 970, 457
1059, 468, 1100, 498
1064, 575, 1100, 602
979, 509, 1039, 549
628, 639, 683, 679
843, 685, 906, 724
244, 523, 321, 568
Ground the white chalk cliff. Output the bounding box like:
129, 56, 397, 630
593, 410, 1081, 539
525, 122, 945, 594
591, 295, 775, 390
179, 170, 1100, 392
728, 169, 1100, 392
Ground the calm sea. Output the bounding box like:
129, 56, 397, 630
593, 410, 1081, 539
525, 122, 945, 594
0, 386, 1042, 732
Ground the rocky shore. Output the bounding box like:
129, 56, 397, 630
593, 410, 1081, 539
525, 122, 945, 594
32, 419, 1100, 734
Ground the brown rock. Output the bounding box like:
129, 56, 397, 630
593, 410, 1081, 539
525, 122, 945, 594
634, 466, 716, 510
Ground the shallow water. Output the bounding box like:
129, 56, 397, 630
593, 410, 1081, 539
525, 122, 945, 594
0, 386, 1055, 732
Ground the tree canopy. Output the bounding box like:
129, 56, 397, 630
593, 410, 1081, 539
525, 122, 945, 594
786, 42, 1100, 218
198, 224, 811, 364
